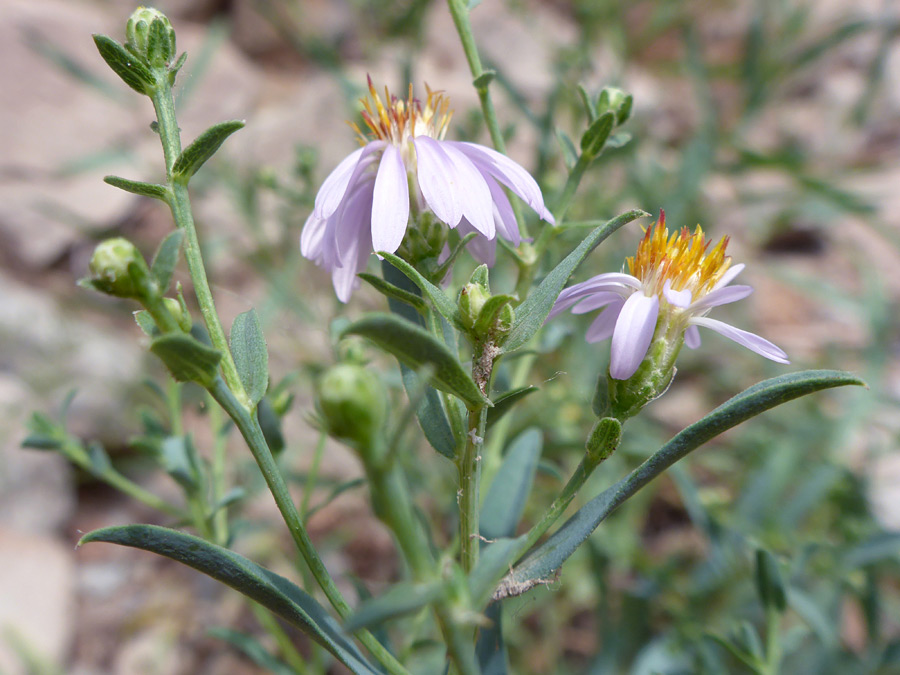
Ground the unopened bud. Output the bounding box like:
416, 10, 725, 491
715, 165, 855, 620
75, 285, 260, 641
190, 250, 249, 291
162, 297, 192, 332
316, 364, 386, 449
86, 238, 149, 299
126, 7, 176, 67
597, 87, 632, 125
459, 283, 490, 331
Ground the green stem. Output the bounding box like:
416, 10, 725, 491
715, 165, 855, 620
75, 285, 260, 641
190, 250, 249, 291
446, 0, 527, 241
553, 152, 592, 225
300, 430, 327, 520
209, 392, 229, 546
150, 80, 251, 410
458, 405, 486, 574
207, 378, 409, 675
764, 606, 781, 675
250, 602, 311, 675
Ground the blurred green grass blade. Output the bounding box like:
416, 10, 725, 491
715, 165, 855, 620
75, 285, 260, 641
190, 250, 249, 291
476, 603, 508, 675
79, 524, 380, 674
506, 370, 865, 585
344, 581, 446, 633
486, 385, 538, 429
480, 429, 542, 540
208, 627, 296, 675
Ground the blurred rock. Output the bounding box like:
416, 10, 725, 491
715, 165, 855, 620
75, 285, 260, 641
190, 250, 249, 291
0, 527, 74, 675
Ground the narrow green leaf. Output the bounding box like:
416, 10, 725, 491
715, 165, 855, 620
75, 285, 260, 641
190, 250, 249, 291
173, 120, 245, 182
305, 479, 366, 521
92, 34, 154, 95
160, 436, 200, 492
150, 334, 222, 386
380, 252, 463, 328
577, 84, 598, 121
87, 442, 112, 476
104, 175, 169, 201
506, 370, 865, 586
343, 313, 488, 408
344, 581, 446, 632
755, 548, 787, 612
150, 230, 183, 291
481, 429, 542, 540
486, 386, 538, 429
503, 209, 647, 352
555, 129, 578, 170
21, 434, 60, 451
476, 603, 509, 675
579, 111, 615, 158
470, 537, 528, 608
359, 273, 428, 315
257, 397, 285, 455
230, 310, 269, 406
79, 525, 379, 674
432, 232, 479, 282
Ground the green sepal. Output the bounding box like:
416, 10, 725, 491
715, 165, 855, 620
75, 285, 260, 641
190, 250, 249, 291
172, 120, 245, 183
104, 175, 170, 201
168, 52, 187, 86
579, 111, 615, 159
230, 310, 269, 406
474, 294, 517, 340
133, 310, 158, 337
344, 581, 447, 633
150, 230, 183, 292
358, 273, 429, 315
92, 34, 154, 95
503, 209, 648, 353
577, 83, 598, 121
150, 333, 222, 387
486, 385, 538, 429
379, 252, 463, 328
469, 264, 489, 288
343, 313, 489, 408
78, 525, 380, 674
146, 16, 174, 67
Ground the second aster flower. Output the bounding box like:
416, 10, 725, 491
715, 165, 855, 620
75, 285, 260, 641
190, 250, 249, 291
549, 212, 789, 382
301, 78, 555, 301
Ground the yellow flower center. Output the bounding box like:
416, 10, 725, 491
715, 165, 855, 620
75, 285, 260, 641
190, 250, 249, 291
627, 212, 732, 303
349, 78, 453, 147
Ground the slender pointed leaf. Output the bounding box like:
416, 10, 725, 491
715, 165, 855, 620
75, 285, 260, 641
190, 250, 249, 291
481, 429, 542, 540
150, 230, 183, 291
380, 252, 463, 328
344, 581, 446, 632
343, 313, 488, 408
503, 209, 648, 352
78, 525, 379, 674
93, 34, 153, 95
230, 309, 269, 406
359, 273, 428, 315
104, 175, 169, 201
173, 120, 245, 182
580, 111, 615, 158
486, 386, 537, 429
506, 370, 865, 586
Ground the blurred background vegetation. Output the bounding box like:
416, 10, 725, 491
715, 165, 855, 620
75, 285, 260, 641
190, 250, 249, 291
2, 0, 899, 673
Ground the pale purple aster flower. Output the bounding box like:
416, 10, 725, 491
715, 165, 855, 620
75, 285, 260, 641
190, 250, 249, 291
549, 213, 789, 380
300, 79, 555, 301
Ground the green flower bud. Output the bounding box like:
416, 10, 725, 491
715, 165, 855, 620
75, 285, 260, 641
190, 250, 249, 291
126, 7, 176, 67
459, 283, 490, 331
316, 364, 386, 449
86, 238, 150, 299
597, 87, 633, 125
162, 297, 192, 332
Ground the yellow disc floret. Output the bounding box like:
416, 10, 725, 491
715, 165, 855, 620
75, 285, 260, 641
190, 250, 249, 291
349, 77, 453, 147
627, 211, 732, 303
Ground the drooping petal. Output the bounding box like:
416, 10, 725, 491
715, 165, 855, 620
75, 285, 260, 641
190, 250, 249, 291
484, 174, 520, 246
300, 211, 328, 261
314, 142, 384, 219
441, 142, 495, 238
610, 293, 659, 380
413, 136, 462, 227
371, 144, 410, 254
447, 141, 555, 224
334, 178, 376, 269
332, 190, 374, 303
548, 276, 637, 320
684, 324, 701, 349
691, 316, 790, 364
712, 262, 745, 290
585, 300, 625, 342
689, 284, 753, 312
571, 291, 624, 314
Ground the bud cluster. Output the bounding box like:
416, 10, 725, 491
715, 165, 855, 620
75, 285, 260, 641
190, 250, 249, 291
458, 265, 516, 345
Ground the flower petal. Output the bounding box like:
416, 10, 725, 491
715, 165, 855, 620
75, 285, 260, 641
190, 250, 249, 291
371, 144, 410, 254
300, 211, 328, 261
684, 324, 701, 349
414, 136, 462, 227
712, 263, 745, 290
585, 300, 625, 342
548, 275, 637, 320
457, 219, 497, 267
571, 291, 623, 314
334, 179, 376, 269
610, 293, 659, 380
485, 174, 520, 246
314, 142, 384, 219
691, 316, 789, 364
447, 141, 555, 224
442, 142, 495, 238
663, 281, 692, 308
689, 284, 753, 312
